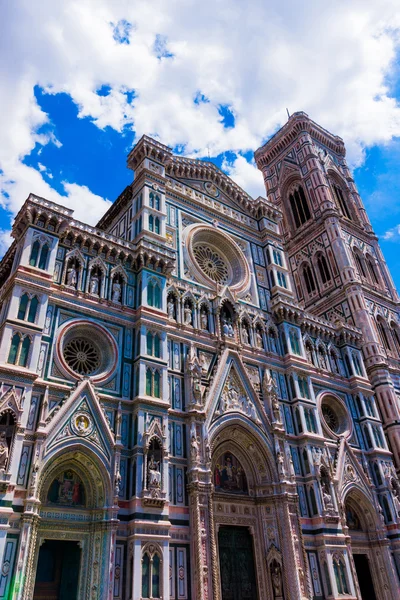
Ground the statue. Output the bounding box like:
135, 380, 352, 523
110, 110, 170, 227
66, 265, 77, 287
112, 281, 122, 303
256, 329, 263, 349
0, 433, 8, 471
322, 483, 334, 509
312, 447, 322, 469
114, 470, 121, 496
204, 438, 211, 464
148, 455, 161, 488
271, 562, 283, 598
241, 327, 249, 345
200, 310, 208, 331
222, 315, 234, 337
184, 305, 192, 326
190, 432, 199, 462
277, 451, 285, 478
167, 298, 176, 320
29, 463, 39, 497
89, 274, 99, 295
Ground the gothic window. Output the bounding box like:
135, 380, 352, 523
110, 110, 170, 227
364, 396, 374, 417
273, 248, 283, 266
295, 408, 303, 434
364, 426, 373, 450
322, 562, 333, 597
18, 294, 39, 323
332, 184, 352, 220
141, 546, 162, 600
376, 316, 391, 351
303, 449, 310, 474
148, 280, 161, 309
380, 494, 393, 523
149, 192, 160, 211
390, 322, 400, 355
366, 254, 379, 285
316, 254, 331, 284
149, 214, 154, 232
333, 558, 349, 595
155, 217, 160, 234
289, 185, 311, 228
302, 263, 316, 295
29, 240, 40, 267
298, 376, 310, 399
352, 248, 366, 279
145, 368, 161, 398
309, 485, 318, 514
146, 332, 161, 358
277, 270, 287, 288
289, 330, 301, 355
8, 333, 31, 367
38, 244, 49, 270
352, 353, 363, 376
355, 395, 364, 417
372, 426, 384, 448
344, 354, 353, 377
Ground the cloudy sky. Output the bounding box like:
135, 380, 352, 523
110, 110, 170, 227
1, 1, 400, 284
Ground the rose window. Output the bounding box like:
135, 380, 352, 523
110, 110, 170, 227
183, 224, 251, 294
320, 396, 351, 437
193, 245, 229, 284
63, 338, 100, 375
321, 405, 339, 433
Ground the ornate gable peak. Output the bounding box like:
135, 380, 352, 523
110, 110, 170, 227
334, 438, 373, 501
143, 415, 167, 450
42, 378, 115, 458
166, 155, 258, 214
0, 388, 23, 422
278, 161, 301, 186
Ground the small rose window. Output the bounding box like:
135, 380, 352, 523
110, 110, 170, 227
320, 395, 351, 437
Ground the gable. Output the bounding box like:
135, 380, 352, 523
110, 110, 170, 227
42, 380, 115, 464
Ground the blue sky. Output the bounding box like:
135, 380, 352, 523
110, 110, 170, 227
1, 1, 400, 287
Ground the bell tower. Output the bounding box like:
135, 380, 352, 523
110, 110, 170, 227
255, 112, 400, 470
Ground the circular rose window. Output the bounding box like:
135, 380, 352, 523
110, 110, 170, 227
319, 395, 351, 437
55, 320, 118, 383
183, 224, 251, 294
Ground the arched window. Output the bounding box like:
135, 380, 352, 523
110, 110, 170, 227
17, 294, 29, 320
333, 559, 349, 595
366, 254, 379, 285
303, 449, 310, 474
147, 280, 161, 309
146, 368, 152, 396
295, 407, 303, 434
289, 330, 301, 355
376, 317, 391, 351
352, 249, 366, 279
302, 264, 316, 295
153, 371, 161, 398
27, 296, 39, 323
322, 562, 333, 597
29, 240, 40, 267
352, 353, 363, 376
154, 334, 161, 358
146, 332, 153, 356
149, 191, 154, 209
316, 254, 331, 284
155, 194, 160, 211
145, 369, 161, 398
8, 333, 21, 365
19, 336, 31, 367
344, 354, 353, 377
154, 217, 160, 235
364, 426, 373, 450
289, 185, 311, 228
18, 294, 39, 323
390, 322, 400, 355
149, 215, 154, 232
332, 184, 352, 220
309, 485, 318, 514
38, 244, 49, 270
141, 546, 162, 600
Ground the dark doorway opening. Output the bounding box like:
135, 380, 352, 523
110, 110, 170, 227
353, 554, 377, 600
218, 525, 258, 600
33, 539, 81, 600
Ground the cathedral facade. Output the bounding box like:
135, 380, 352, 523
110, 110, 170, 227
0, 112, 398, 599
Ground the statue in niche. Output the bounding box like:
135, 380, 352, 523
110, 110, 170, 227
114, 470, 121, 496
270, 560, 283, 598
190, 426, 199, 462
89, 273, 99, 295
167, 297, 176, 320
200, 310, 208, 331
148, 455, 161, 488
0, 433, 8, 471
322, 481, 334, 509
112, 280, 122, 303
277, 451, 285, 478
66, 264, 78, 287
184, 305, 192, 326
221, 315, 234, 337
256, 329, 263, 349
241, 326, 249, 345
214, 452, 247, 494
263, 371, 280, 421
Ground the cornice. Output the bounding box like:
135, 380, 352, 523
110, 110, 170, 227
254, 112, 346, 168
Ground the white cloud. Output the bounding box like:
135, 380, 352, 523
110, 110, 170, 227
222, 155, 265, 200
1, 0, 400, 226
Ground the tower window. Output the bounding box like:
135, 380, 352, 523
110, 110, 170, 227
316, 254, 331, 284
8, 333, 31, 367
302, 264, 316, 294
366, 255, 379, 285
18, 294, 39, 323
332, 184, 352, 220
352, 249, 367, 279
147, 280, 162, 309
289, 185, 311, 228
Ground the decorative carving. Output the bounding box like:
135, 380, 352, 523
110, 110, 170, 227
216, 369, 261, 424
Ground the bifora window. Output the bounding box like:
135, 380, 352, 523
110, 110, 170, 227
289, 185, 311, 228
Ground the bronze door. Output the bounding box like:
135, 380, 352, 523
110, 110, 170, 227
218, 526, 258, 600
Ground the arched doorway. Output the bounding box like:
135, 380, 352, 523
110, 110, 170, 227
24, 449, 113, 600
344, 491, 382, 600
210, 424, 277, 600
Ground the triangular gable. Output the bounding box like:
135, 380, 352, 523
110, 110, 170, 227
41, 379, 115, 463
173, 176, 251, 213
334, 438, 373, 503
278, 161, 301, 185
0, 388, 23, 423
205, 349, 271, 436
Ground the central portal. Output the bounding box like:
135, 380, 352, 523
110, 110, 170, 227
218, 525, 258, 600
33, 539, 81, 600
